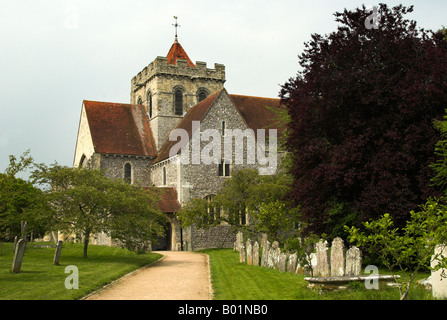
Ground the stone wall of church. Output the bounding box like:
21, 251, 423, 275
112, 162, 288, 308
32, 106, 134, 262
189, 224, 236, 251
150, 157, 179, 188
98, 154, 153, 187
180, 91, 259, 250
73, 104, 96, 168
181, 91, 258, 201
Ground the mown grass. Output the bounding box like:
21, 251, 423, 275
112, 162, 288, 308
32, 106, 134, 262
0, 241, 162, 300
202, 248, 433, 300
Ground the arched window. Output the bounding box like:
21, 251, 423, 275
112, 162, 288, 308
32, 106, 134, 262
162, 166, 167, 185
174, 89, 183, 115
124, 162, 132, 184
137, 96, 143, 105
79, 154, 86, 168
147, 91, 152, 118
197, 89, 208, 102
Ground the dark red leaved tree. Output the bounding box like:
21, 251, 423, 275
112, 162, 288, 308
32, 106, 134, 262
281, 4, 447, 236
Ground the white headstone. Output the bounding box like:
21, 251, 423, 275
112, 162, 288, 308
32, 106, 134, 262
330, 237, 345, 277
252, 241, 260, 266
345, 246, 362, 276
315, 239, 330, 277
431, 244, 447, 299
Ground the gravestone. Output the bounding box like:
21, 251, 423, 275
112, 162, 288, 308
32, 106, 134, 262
267, 241, 279, 269
53, 240, 63, 265
278, 252, 288, 272
330, 237, 345, 277
431, 244, 447, 299
273, 247, 281, 270
239, 245, 246, 263
13, 236, 18, 253
261, 240, 270, 267
252, 241, 260, 266
315, 239, 330, 277
260, 234, 268, 252
287, 252, 298, 273
11, 239, 26, 273
234, 232, 243, 252
304, 253, 317, 276
345, 246, 362, 276
246, 240, 253, 266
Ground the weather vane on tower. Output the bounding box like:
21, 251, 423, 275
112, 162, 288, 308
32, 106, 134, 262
173, 16, 180, 42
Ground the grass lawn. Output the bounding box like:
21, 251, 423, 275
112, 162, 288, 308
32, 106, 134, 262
0, 241, 162, 300
202, 248, 433, 300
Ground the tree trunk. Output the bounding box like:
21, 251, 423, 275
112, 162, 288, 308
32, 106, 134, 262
83, 230, 90, 258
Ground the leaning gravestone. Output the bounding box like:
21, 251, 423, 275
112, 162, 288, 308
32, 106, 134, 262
53, 240, 63, 265
315, 239, 330, 277
330, 237, 345, 277
11, 239, 26, 273
13, 236, 18, 253
345, 246, 362, 276
252, 241, 260, 266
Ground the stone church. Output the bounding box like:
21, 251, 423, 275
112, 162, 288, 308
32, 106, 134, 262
73, 32, 284, 251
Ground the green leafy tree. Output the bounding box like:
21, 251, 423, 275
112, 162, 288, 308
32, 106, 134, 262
346, 111, 447, 300
345, 203, 447, 300
177, 168, 298, 243
0, 151, 51, 241
32, 164, 165, 257
281, 4, 447, 236
0, 173, 49, 241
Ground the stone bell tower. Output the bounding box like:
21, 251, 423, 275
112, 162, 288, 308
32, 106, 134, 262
130, 17, 226, 151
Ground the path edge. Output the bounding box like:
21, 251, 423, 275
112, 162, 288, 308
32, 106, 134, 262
80, 253, 167, 300
206, 253, 214, 300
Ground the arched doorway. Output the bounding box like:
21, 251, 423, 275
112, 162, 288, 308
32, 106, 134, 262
152, 220, 172, 251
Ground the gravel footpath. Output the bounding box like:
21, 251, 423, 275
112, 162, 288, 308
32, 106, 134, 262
83, 251, 212, 300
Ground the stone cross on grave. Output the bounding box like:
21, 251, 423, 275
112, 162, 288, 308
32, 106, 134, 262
173, 16, 180, 42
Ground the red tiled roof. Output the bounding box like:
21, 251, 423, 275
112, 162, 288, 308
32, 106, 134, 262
83, 100, 157, 157
166, 40, 195, 67
229, 94, 285, 139
153, 89, 285, 164
157, 187, 181, 213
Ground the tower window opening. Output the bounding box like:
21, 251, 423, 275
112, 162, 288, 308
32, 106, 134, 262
218, 159, 230, 177
174, 89, 183, 115
147, 92, 153, 118
198, 90, 207, 102
162, 166, 167, 185
124, 163, 132, 184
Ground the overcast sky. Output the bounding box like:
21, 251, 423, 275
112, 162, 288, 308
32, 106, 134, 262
0, 0, 446, 173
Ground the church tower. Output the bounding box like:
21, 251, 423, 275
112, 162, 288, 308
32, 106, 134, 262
130, 18, 226, 151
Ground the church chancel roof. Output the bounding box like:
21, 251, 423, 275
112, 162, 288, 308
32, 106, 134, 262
83, 100, 157, 157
